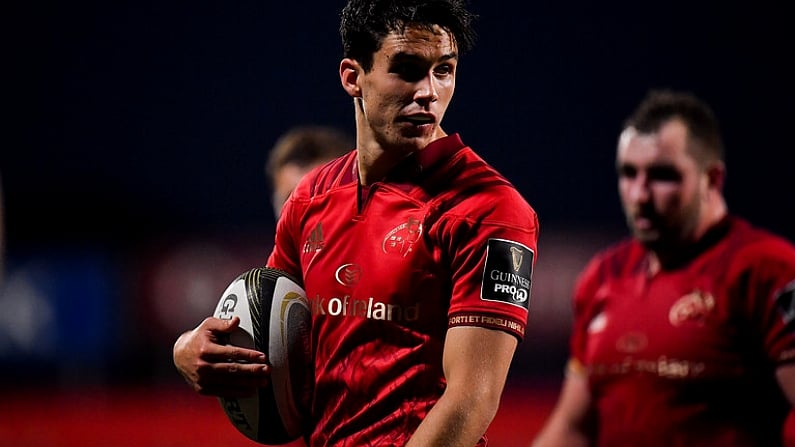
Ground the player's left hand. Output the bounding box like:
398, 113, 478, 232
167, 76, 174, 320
173, 316, 271, 397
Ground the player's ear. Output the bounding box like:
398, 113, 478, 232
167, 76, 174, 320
340, 58, 362, 98
707, 160, 726, 191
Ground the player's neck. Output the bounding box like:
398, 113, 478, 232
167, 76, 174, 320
648, 201, 729, 273
355, 145, 410, 186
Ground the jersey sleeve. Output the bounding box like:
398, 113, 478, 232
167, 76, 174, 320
731, 237, 795, 367
569, 253, 604, 366
266, 179, 305, 281
441, 187, 539, 341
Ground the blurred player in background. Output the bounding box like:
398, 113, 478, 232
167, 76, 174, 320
533, 89, 795, 446
174, 0, 540, 445
265, 125, 353, 218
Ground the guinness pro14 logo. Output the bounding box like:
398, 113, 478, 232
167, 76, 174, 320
481, 238, 533, 309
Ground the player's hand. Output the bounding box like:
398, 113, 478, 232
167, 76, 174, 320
173, 316, 270, 397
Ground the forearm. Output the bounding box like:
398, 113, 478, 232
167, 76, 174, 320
407, 326, 515, 446
406, 390, 499, 447
532, 420, 590, 447
533, 366, 593, 447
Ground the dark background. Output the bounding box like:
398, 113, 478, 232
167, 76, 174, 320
2, 2, 793, 445
6, 1, 794, 253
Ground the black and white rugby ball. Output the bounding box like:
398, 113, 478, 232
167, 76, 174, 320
213, 267, 313, 445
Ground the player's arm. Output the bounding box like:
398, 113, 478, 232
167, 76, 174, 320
406, 326, 517, 447
531, 360, 593, 447
173, 316, 270, 397
750, 247, 795, 410
776, 273, 795, 405
777, 363, 795, 407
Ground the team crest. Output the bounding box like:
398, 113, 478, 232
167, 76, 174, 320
668, 290, 715, 326
382, 217, 423, 257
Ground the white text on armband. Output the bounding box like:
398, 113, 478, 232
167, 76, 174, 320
449, 314, 525, 337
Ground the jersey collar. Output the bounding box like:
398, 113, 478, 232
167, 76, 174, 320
344, 133, 466, 186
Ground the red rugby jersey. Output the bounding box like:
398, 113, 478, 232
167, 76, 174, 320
267, 134, 539, 446
571, 216, 795, 446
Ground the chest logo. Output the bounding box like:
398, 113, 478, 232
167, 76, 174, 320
668, 290, 715, 327
303, 222, 325, 253
382, 217, 423, 257
335, 263, 362, 287
615, 331, 648, 353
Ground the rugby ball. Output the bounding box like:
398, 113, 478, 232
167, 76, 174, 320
212, 267, 313, 445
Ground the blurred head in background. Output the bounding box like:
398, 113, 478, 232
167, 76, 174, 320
265, 125, 354, 218
616, 89, 727, 263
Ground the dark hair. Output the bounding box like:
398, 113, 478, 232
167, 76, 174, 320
340, 0, 477, 72
265, 126, 353, 183
624, 89, 724, 164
